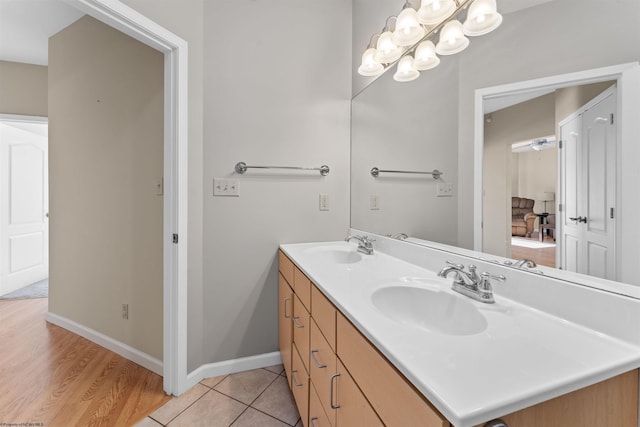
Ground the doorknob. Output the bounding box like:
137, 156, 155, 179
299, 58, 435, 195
569, 216, 587, 223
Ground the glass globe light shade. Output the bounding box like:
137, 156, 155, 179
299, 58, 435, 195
374, 31, 404, 63
413, 40, 440, 70
417, 0, 456, 25
463, 0, 503, 36
435, 20, 469, 55
392, 7, 426, 46
357, 48, 385, 77
393, 55, 420, 82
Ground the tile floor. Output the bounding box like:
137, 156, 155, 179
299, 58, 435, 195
136, 365, 301, 427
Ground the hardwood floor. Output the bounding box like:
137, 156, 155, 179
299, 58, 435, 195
0, 298, 171, 426
511, 234, 556, 268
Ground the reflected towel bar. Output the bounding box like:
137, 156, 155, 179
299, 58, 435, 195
370, 167, 442, 179
235, 162, 330, 176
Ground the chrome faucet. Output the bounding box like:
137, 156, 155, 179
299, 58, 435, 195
512, 258, 537, 268
386, 233, 408, 240
345, 234, 375, 255
438, 261, 505, 303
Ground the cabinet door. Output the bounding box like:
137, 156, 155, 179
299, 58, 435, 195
294, 266, 311, 311
337, 313, 449, 427
293, 293, 311, 373
310, 320, 337, 426
292, 343, 310, 427
335, 359, 383, 427
278, 273, 293, 388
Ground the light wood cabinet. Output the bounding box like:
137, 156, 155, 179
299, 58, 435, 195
278, 273, 293, 387
335, 359, 384, 427
292, 342, 310, 427
279, 249, 639, 427
293, 293, 311, 374
337, 312, 449, 427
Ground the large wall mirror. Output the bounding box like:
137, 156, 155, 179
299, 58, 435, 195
351, 0, 640, 294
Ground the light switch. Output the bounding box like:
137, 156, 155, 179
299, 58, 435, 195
436, 182, 453, 197
213, 178, 239, 196
319, 194, 329, 211
370, 195, 380, 210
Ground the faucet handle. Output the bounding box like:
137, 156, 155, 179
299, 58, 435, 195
479, 272, 506, 289
445, 260, 465, 270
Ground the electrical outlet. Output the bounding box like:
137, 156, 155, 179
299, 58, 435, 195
370, 195, 380, 210
122, 303, 129, 320
436, 182, 454, 197
319, 194, 329, 211
213, 178, 239, 196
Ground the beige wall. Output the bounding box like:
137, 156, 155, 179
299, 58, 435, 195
483, 93, 556, 256
0, 60, 47, 116
48, 16, 164, 359
556, 81, 615, 126
120, 0, 205, 371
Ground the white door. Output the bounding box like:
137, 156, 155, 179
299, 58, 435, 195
558, 87, 616, 280
0, 119, 49, 296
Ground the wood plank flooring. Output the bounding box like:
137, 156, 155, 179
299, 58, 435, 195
0, 298, 171, 426
511, 234, 556, 268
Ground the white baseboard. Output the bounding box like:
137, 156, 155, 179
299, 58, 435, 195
45, 311, 163, 376
186, 351, 282, 391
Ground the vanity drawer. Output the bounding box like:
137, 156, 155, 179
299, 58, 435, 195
311, 285, 336, 351
292, 343, 310, 427
278, 273, 293, 388
309, 382, 331, 427
294, 266, 311, 311
279, 250, 294, 286
310, 320, 337, 427
336, 312, 449, 427
293, 293, 311, 373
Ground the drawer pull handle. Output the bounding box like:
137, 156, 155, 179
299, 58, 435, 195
330, 372, 341, 409
311, 350, 327, 368
310, 417, 319, 427
293, 316, 304, 328
283, 297, 291, 319
291, 370, 303, 387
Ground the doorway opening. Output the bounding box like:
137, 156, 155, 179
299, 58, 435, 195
0, 115, 49, 299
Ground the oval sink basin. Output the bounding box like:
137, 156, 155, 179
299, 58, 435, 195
303, 246, 362, 264
371, 286, 488, 336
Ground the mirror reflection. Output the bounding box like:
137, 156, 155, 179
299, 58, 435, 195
351, 0, 640, 289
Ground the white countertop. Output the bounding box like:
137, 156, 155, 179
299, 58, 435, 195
280, 241, 640, 427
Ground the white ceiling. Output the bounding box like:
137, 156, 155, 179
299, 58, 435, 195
0, 0, 84, 66
0, 0, 554, 67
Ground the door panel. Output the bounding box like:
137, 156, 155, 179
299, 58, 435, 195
0, 120, 49, 296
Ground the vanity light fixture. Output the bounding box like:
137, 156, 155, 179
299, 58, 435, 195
358, 0, 503, 82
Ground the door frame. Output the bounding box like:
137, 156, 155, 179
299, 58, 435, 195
66, 0, 189, 395
474, 62, 640, 283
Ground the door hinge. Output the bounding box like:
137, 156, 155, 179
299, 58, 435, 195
610, 207, 615, 219
172, 233, 179, 244
558, 204, 563, 212
558, 140, 563, 149
610, 113, 614, 125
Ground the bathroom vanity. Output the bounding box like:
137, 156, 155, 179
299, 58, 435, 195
278, 237, 640, 427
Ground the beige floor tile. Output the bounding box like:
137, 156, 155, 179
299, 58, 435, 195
201, 374, 228, 389
263, 364, 284, 375
231, 407, 290, 427
214, 368, 278, 405
134, 416, 163, 427
149, 383, 209, 425
167, 390, 247, 427
251, 375, 300, 425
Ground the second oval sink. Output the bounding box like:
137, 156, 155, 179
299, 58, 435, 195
371, 286, 488, 336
